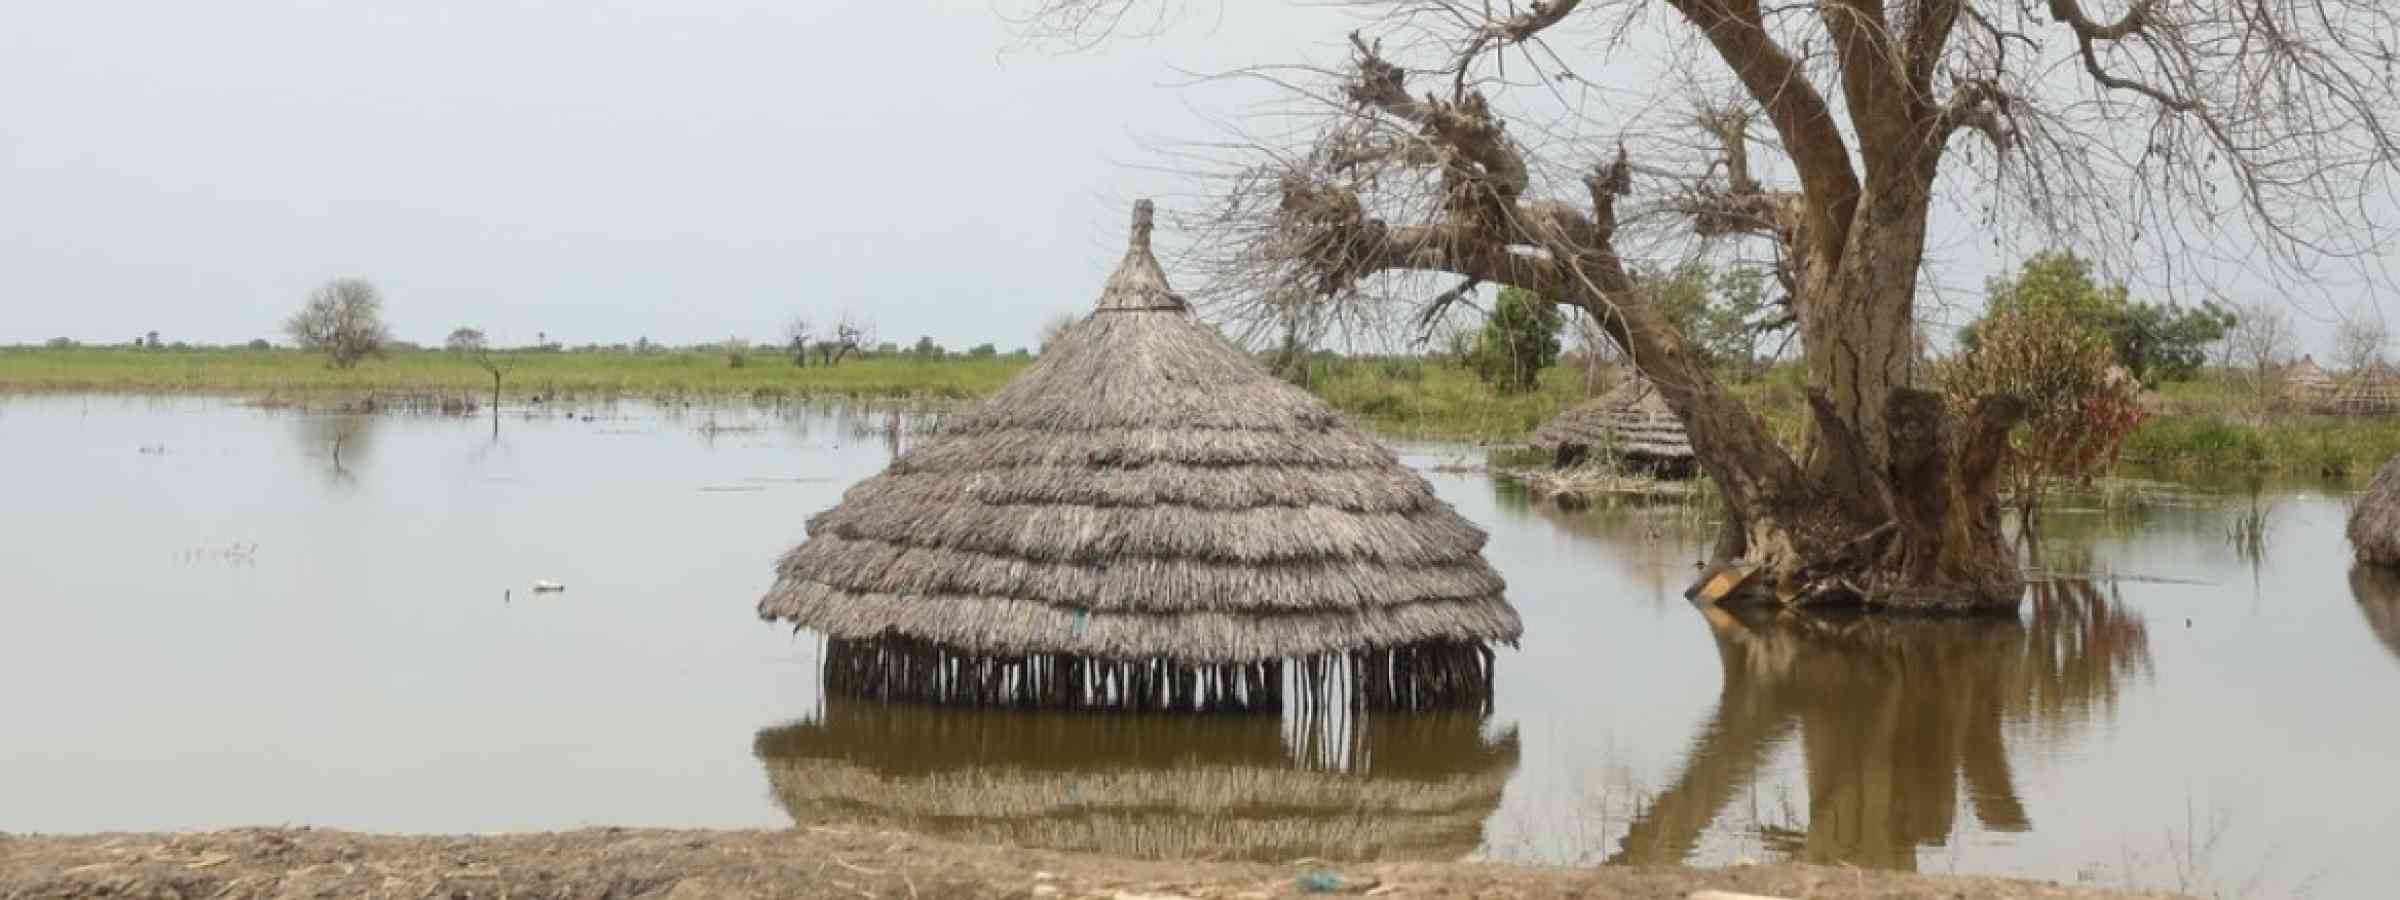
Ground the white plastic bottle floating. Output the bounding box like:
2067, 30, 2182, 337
532, 580, 566, 593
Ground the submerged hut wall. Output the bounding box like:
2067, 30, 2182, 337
758, 201, 1520, 712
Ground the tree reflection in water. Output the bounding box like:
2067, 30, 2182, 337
1613, 580, 2152, 871
2347, 566, 2400, 667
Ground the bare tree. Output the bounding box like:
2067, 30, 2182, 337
2334, 309, 2390, 375
1028, 0, 2400, 610
443, 328, 514, 424
1037, 311, 1080, 353
783, 315, 815, 367
2227, 302, 2301, 384
286, 279, 391, 369
817, 311, 873, 366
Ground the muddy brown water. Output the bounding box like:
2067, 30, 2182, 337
3, 396, 2395, 897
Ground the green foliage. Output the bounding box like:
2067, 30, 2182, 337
1465, 287, 1563, 394
1937, 304, 2146, 513
967, 343, 998, 357
1964, 251, 2233, 385
1642, 262, 1779, 371
911, 336, 942, 358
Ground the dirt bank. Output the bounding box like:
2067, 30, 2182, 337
0, 826, 2176, 900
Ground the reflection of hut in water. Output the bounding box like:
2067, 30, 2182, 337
2346, 566, 2400, 665
1527, 378, 1694, 476
753, 699, 1519, 861
2283, 355, 2336, 405
1612, 580, 2151, 872
758, 202, 1520, 713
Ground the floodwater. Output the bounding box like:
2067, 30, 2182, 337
3, 396, 2396, 897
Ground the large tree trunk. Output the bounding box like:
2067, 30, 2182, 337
1602, 174, 2025, 613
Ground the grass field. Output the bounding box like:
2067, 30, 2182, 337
0, 346, 1028, 402
8, 346, 2398, 476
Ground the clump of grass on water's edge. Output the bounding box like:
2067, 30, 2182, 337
2119, 414, 2400, 480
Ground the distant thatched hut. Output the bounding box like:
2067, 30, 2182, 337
1527, 377, 1695, 475
754, 698, 1518, 861
2284, 355, 2337, 405
2331, 362, 2400, 416
758, 202, 1520, 712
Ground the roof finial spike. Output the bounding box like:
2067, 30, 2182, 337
1129, 199, 1155, 255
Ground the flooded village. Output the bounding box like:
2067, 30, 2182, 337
10, 1, 2400, 899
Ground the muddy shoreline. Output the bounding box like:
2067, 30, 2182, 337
0, 826, 2177, 899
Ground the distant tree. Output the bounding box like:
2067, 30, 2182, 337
45, 337, 75, 349
246, 339, 272, 350
145, 330, 160, 350
783, 315, 814, 367
2334, 311, 2390, 375
1963, 252, 2233, 385
284, 278, 392, 369
815, 312, 870, 366
1038, 312, 1079, 352
1464, 286, 1562, 394
722, 336, 750, 368
1643, 262, 1783, 374
445, 327, 487, 353
1937, 305, 2145, 524
911, 335, 941, 358
2226, 302, 2300, 387
635, 336, 655, 354
969, 343, 998, 357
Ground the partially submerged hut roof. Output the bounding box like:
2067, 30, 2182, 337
754, 698, 1518, 861
758, 201, 1518, 668
2349, 453, 2400, 566
1528, 377, 1694, 462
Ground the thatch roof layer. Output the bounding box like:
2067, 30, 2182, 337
2349, 453, 2400, 565
760, 201, 1517, 663
2284, 355, 2336, 400
1529, 377, 1693, 460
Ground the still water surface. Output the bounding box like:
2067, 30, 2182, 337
3, 396, 2396, 896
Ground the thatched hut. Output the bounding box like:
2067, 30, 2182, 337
2349, 454, 2400, 566
1527, 377, 1695, 475
2330, 361, 2400, 415
758, 202, 1520, 712
2283, 355, 2337, 404
754, 698, 1518, 861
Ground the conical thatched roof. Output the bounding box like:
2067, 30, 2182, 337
758, 202, 1518, 665
2349, 453, 2400, 565
2284, 354, 2336, 402
1528, 377, 1693, 463
754, 698, 1518, 861
2331, 361, 2400, 415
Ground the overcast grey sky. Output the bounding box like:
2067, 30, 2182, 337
0, 1, 1359, 350
2, 1, 2387, 354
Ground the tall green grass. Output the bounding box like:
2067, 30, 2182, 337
0, 346, 1027, 401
